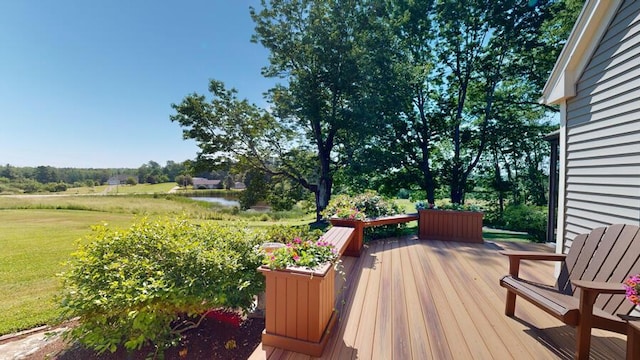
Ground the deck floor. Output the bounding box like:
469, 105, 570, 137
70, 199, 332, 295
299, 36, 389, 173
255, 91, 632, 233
249, 236, 627, 359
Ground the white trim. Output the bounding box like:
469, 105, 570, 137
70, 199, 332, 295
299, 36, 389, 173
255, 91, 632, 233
541, 0, 623, 105
555, 103, 568, 276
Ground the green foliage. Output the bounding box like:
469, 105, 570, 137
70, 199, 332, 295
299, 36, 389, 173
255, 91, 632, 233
44, 182, 68, 192
323, 192, 404, 240
261, 224, 323, 244
415, 201, 482, 212
396, 188, 411, 199
223, 176, 234, 190
267, 179, 306, 211
497, 204, 548, 243
59, 217, 264, 354
262, 238, 338, 271
175, 175, 193, 188
323, 192, 403, 220
239, 169, 269, 210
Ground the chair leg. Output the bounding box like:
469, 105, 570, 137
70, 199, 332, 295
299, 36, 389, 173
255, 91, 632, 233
575, 322, 592, 360
505, 291, 516, 316
628, 321, 640, 360
576, 289, 597, 360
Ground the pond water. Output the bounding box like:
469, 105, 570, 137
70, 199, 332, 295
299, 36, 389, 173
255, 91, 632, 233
190, 197, 240, 207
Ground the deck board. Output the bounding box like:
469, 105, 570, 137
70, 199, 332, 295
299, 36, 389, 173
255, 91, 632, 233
398, 239, 430, 359
249, 236, 627, 359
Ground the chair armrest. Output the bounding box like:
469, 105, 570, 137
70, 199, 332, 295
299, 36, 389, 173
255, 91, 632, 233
571, 280, 626, 295
573, 280, 627, 335
499, 251, 566, 278
498, 250, 567, 261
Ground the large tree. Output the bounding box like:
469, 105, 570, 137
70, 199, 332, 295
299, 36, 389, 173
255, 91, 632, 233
250, 0, 405, 219
379, 0, 564, 205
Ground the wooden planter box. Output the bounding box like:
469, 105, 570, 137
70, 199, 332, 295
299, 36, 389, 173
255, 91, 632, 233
418, 209, 483, 243
257, 263, 337, 357
328, 218, 364, 256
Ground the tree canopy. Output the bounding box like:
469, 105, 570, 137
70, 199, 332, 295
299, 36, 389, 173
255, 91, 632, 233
170, 0, 583, 218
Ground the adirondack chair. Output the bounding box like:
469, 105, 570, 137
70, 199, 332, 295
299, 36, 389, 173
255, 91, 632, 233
499, 224, 640, 360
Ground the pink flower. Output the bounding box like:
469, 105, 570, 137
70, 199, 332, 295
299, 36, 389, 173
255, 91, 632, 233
624, 274, 640, 306
293, 255, 300, 262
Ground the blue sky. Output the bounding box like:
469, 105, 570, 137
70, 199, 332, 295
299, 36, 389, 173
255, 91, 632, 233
0, 0, 275, 168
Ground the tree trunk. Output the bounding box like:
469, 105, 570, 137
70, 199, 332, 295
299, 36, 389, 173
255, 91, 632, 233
423, 169, 436, 205
314, 176, 332, 222
314, 152, 333, 222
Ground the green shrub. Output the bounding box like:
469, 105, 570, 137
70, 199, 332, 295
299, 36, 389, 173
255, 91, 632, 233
396, 188, 411, 199
45, 182, 68, 192
502, 204, 548, 243
59, 217, 264, 354
323, 191, 403, 220
323, 192, 404, 240
261, 224, 323, 244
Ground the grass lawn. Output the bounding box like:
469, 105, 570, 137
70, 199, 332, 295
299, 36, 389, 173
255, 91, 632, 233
0, 209, 134, 335
60, 185, 109, 195
103, 182, 177, 194
60, 182, 176, 195
0, 194, 317, 335
394, 198, 417, 214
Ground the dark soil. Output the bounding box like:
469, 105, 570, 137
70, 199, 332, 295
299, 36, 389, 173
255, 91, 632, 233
27, 316, 265, 360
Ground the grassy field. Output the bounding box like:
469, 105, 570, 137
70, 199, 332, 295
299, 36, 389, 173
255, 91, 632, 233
0, 210, 134, 334
0, 193, 316, 335
60, 182, 176, 195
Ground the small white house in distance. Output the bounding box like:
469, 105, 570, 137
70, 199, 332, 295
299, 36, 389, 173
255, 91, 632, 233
540, 0, 640, 255
192, 177, 221, 189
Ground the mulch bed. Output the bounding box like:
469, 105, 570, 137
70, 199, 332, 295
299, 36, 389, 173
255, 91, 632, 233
26, 312, 265, 360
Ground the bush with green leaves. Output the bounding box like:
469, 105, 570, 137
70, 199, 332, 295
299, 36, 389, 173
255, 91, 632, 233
323, 192, 404, 240
323, 191, 403, 220
260, 224, 323, 244
59, 217, 264, 355
415, 201, 482, 212
501, 203, 548, 243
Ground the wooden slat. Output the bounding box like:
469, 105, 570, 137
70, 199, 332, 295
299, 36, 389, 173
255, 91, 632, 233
398, 238, 432, 359
248, 236, 627, 360
372, 240, 393, 359
351, 240, 383, 359
320, 226, 354, 256
363, 213, 419, 227
322, 252, 367, 360
447, 241, 561, 359
390, 238, 411, 359
416, 240, 479, 358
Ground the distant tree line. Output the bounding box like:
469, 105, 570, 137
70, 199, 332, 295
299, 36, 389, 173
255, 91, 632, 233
0, 161, 239, 194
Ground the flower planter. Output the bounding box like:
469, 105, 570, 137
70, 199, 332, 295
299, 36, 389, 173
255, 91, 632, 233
257, 263, 337, 357
328, 218, 364, 256
418, 209, 483, 243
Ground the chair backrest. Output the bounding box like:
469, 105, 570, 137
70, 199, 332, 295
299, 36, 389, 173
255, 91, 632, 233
555, 224, 640, 316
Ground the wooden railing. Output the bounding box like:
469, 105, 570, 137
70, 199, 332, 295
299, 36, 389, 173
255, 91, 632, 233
329, 213, 419, 256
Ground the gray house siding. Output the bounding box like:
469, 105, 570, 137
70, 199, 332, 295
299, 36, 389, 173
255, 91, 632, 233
563, 0, 640, 249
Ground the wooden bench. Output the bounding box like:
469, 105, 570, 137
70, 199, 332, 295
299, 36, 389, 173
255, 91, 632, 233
499, 224, 640, 360
329, 213, 418, 256
320, 226, 355, 257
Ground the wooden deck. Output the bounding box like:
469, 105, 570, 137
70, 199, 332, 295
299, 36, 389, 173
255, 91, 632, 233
249, 236, 627, 359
